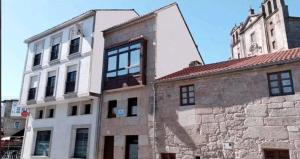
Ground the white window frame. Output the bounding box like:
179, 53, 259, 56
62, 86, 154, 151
68, 24, 83, 56
49, 32, 63, 63
64, 62, 80, 95
44, 68, 59, 98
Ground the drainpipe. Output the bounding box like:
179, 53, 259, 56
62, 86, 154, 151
152, 82, 157, 159
95, 94, 103, 159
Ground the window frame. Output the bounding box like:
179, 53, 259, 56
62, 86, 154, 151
105, 40, 145, 79
32, 40, 45, 68
180, 85, 196, 106
32, 128, 53, 157
107, 100, 117, 118
69, 125, 91, 159
127, 97, 138, 117
69, 37, 81, 55
267, 70, 295, 96
64, 64, 79, 95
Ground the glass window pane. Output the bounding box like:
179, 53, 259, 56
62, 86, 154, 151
188, 86, 194, 91
34, 131, 51, 156
269, 74, 278, 80
282, 79, 291, 86
107, 72, 116, 78
270, 81, 279, 87
182, 93, 187, 98
271, 88, 280, 94
118, 69, 127, 76
74, 128, 88, 158
130, 50, 140, 66
108, 56, 117, 71
189, 92, 195, 97
130, 43, 141, 49
119, 53, 128, 69
181, 87, 187, 93
281, 72, 290, 79
283, 86, 293, 93
119, 47, 129, 52
129, 66, 140, 74
182, 99, 187, 104
108, 50, 117, 56
189, 98, 195, 104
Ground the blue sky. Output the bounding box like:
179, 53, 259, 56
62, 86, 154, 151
2, 0, 300, 99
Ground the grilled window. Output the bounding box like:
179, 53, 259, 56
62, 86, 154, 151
180, 85, 195, 106
268, 70, 294, 96
34, 131, 51, 156
108, 100, 117, 118
106, 42, 141, 78
69, 37, 80, 55
74, 128, 89, 158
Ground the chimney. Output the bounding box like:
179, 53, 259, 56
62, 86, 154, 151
189, 60, 202, 67
249, 8, 255, 16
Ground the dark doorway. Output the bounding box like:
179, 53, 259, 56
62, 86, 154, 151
125, 135, 138, 159
264, 149, 290, 159
103, 136, 114, 159
161, 153, 176, 159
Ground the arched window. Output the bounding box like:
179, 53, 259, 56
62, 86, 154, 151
273, 0, 278, 10
268, 1, 273, 14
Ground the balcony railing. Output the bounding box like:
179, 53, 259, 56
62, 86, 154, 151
27, 88, 36, 100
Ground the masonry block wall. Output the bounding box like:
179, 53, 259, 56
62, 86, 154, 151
155, 62, 300, 159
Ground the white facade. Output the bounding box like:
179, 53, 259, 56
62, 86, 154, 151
20, 10, 138, 159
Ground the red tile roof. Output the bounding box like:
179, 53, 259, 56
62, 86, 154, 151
157, 48, 300, 82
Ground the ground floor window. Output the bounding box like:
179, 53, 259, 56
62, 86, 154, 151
161, 153, 176, 159
264, 149, 290, 159
125, 135, 138, 159
74, 128, 89, 158
34, 130, 51, 156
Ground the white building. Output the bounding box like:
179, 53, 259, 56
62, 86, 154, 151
19, 10, 138, 159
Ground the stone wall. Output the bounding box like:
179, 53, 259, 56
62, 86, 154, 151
155, 62, 300, 159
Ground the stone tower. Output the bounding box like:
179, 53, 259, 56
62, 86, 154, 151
230, 0, 300, 59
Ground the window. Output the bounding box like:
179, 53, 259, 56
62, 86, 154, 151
37, 109, 44, 119
33, 41, 44, 67
264, 149, 290, 159
125, 136, 138, 159
268, 1, 273, 14
74, 128, 89, 158
45, 71, 56, 97
107, 100, 117, 118
106, 42, 142, 78
250, 32, 256, 43
268, 70, 294, 96
14, 122, 20, 129
50, 35, 61, 61
273, 0, 278, 10
84, 104, 91, 115
34, 130, 51, 156
272, 41, 277, 49
128, 98, 138, 117
65, 65, 77, 93
180, 85, 195, 106
71, 105, 78, 116
28, 76, 38, 100
69, 37, 80, 55
161, 153, 176, 159
195, 156, 200, 159
46, 107, 55, 118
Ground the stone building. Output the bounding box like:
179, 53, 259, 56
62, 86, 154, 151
1, 99, 26, 137
99, 3, 203, 159
230, 0, 300, 59
155, 48, 300, 159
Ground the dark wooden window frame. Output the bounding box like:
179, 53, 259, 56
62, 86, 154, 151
127, 97, 138, 117
103, 38, 147, 90
267, 70, 295, 96
180, 85, 195, 106
107, 100, 117, 118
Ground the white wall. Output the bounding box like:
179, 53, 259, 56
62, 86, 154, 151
22, 99, 99, 159
156, 5, 202, 78
89, 10, 138, 94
